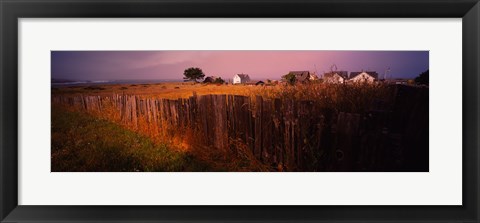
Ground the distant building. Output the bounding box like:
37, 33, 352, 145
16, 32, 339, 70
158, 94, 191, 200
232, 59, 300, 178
233, 74, 251, 84
255, 81, 265, 86
203, 76, 217, 83
324, 71, 348, 84
288, 71, 317, 83
349, 71, 378, 83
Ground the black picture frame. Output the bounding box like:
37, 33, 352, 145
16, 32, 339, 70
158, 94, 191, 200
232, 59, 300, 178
1, 0, 479, 222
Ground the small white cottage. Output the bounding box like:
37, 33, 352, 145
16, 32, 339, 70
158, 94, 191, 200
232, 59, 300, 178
324, 71, 348, 84
233, 74, 250, 84
349, 71, 378, 83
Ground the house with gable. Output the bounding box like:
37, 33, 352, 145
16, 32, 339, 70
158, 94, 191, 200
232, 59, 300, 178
348, 71, 379, 83
233, 74, 251, 84
323, 71, 349, 84
288, 71, 317, 84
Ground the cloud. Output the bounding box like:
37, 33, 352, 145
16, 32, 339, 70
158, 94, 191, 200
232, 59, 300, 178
126, 51, 214, 69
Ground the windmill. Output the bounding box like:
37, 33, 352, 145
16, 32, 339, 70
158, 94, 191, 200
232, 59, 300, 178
384, 67, 391, 80
330, 64, 338, 72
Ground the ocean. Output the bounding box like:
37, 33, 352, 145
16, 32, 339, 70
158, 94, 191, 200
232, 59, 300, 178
51, 79, 184, 86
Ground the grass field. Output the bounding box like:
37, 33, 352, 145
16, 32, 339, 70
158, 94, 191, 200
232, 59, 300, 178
52, 105, 271, 171
52, 81, 394, 113
51, 106, 212, 171
52, 82, 259, 99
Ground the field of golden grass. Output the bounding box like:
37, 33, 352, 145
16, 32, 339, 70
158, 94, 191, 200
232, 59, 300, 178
52, 82, 395, 113
52, 82, 262, 99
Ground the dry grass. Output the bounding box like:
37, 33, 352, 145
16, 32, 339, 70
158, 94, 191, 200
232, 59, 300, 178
52, 102, 272, 171
53, 82, 258, 99
51, 106, 209, 171
53, 82, 394, 112
248, 82, 395, 113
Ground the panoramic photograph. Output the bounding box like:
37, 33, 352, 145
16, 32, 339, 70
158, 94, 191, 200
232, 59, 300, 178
51, 50, 429, 172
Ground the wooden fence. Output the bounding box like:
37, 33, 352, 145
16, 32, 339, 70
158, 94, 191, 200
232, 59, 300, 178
52, 85, 428, 171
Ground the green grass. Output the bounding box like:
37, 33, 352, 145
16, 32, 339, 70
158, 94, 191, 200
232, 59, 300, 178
51, 106, 208, 172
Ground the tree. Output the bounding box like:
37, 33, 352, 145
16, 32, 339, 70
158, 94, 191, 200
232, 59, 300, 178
414, 70, 429, 85
213, 77, 225, 84
183, 67, 205, 83
282, 73, 296, 85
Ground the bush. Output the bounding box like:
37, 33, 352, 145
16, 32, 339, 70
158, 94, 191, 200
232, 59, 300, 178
214, 77, 225, 84
281, 73, 296, 85
414, 70, 429, 85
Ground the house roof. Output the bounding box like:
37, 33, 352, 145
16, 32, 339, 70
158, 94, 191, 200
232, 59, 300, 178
349, 71, 379, 79
235, 74, 250, 80
203, 76, 218, 83
289, 71, 311, 82
324, 71, 348, 79
203, 77, 213, 82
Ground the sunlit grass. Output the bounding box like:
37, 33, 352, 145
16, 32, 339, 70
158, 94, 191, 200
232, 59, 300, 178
53, 82, 257, 99
51, 106, 208, 172
53, 82, 395, 113
51, 105, 271, 171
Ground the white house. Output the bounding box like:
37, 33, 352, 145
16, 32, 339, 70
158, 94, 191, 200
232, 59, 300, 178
324, 71, 348, 84
233, 74, 250, 84
349, 71, 378, 83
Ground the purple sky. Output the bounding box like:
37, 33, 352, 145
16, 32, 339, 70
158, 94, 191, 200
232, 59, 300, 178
51, 51, 429, 81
